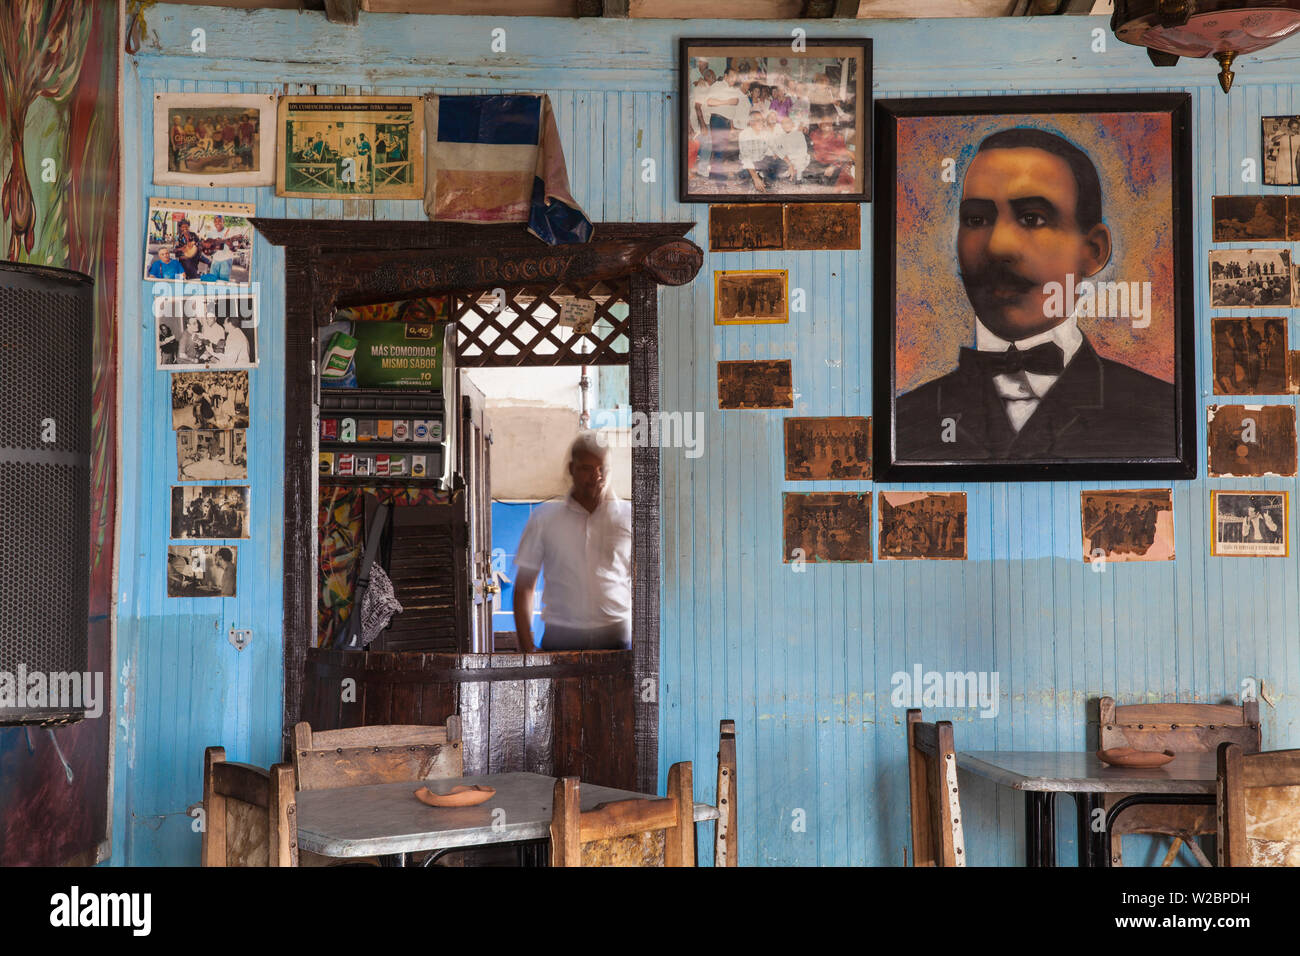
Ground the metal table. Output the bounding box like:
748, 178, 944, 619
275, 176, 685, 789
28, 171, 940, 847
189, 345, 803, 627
956, 751, 1218, 867
296, 771, 720, 866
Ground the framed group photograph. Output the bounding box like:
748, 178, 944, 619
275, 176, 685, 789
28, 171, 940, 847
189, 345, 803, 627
145, 198, 255, 285
153, 93, 276, 187
878, 491, 966, 560
679, 37, 870, 203
1210, 491, 1288, 557
277, 95, 424, 199
1211, 317, 1287, 395
1081, 489, 1174, 563
709, 203, 785, 251
873, 93, 1196, 482
784, 416, 871, 480
155, 292, 258, 370
714, 269, 788, 324
782, 492, 871, 563
1262, 115, 1300, 186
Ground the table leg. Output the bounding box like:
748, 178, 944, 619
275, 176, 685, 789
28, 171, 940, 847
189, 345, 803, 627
1073, 792, 1108, 868
1025, 792, 1057, 867
378, 852, 407, 867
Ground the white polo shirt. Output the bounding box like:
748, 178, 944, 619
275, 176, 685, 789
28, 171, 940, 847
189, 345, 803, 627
515, 492, 632, 629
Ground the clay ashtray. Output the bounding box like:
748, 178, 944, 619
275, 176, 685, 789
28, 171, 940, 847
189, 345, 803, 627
1097, 748, 1176, 768
414, 784, 496, 807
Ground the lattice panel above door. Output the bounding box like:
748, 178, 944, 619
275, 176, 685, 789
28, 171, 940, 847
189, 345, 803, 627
453, 277, 630, 367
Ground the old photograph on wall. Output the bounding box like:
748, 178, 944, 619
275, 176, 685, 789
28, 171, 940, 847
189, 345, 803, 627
1212, 195, 1289, 241
170, 485, 251, 540
155, 292, 258, 370
714, 270, 788, 324
177, 429, 247, 481
878, 491, 967, 560
1207, 404, 1298, 477
783, 202, 859, 250
1209, 249, 1292, 308
171, 370, 250, 430
1212, 317, 1287, 395
1211, 491, 1288, 557
167, 545, 238, 598
709, 203, 784, 250
153, 92, 276, 187
784, 416, 871, 480
1081, 489, 1174, 563
277, 95, 423, 199
145, 197, 254, 284
782, 492, 871, 563
717, 359, 793, 408
1262, 115, 1300, 186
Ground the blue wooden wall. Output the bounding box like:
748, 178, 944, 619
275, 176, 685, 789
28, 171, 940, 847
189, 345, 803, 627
113, 4, 1300, 865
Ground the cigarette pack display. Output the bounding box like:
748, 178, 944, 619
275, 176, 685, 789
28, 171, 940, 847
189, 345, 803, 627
376, 454, 390, 476
389, 455, 406, 476
320, 418, 338, 441
358, 419, 377, 441
411, 454, 427, 477
337, 453, 355, 476
354, 455, 373, 476
428, 420, 444, 441
393, 420, 410, 441
378, 420, 393, 441
318, 453, 334, 475
413, 420, 430, 441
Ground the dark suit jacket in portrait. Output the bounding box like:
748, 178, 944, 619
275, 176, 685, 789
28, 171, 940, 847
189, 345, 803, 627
894, 334, 1175, 461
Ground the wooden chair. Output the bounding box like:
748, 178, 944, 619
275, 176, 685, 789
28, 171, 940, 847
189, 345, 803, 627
906, 709, 966, 866
714, 719, 738, 867
291, 718, 463, 865
201, 747, 298, 867
550, 762, 695, 867
1100, 696, 1260, 867
1217, 744, 1300, 866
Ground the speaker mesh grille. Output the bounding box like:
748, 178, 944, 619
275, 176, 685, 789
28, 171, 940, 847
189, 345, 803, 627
0, 288, 91, 453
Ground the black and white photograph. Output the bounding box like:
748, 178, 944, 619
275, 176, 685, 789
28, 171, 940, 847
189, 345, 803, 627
1211, 491, 1288, 558
1212, 195, 1289, 242
155, 293, 258, 369
878, 491, 967, 561
1209, 249, 1292, 308
709, 203, 784, 250
177, 428, 247, 481
1080, 489, 1174, 563
717, 359, 794, 409
714, 269, 788, 324
1212, 317, 1288, 396
782, 492, 871, 563
784, 416, 871, 480
170, 485, 250, 540
167, 545, 238, 598
680, 38, 870, 203
1207, 404, 1298, 478
171, 370, 250, 430
1263, 115, 1300, 186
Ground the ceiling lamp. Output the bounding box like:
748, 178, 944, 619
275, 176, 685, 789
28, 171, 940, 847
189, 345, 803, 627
1112, 1, 1300, 93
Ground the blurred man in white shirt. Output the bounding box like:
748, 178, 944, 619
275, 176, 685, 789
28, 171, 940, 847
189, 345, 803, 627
513, 432, 632, 652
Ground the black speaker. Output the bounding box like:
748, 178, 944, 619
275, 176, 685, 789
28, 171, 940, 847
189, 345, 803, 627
0, 261, 93, 725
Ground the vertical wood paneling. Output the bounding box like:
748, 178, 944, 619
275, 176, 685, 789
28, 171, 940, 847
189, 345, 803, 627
112, 7, 1300, 866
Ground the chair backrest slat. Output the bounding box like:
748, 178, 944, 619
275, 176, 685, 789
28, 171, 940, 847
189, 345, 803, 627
202, 746, 297, 867
906, 709, 965, 867
715, 719, 738, 867
550, 762, 695, 867
292, 718, 463, 791
1218, 744, 1300, 867
1100, 697, 1260, 754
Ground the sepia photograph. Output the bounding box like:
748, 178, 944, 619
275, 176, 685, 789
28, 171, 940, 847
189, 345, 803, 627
1209, 249, 1292, 308
170, 485, 250, 540
177, 429, 247, 481
1212, 195, 1289, 242
717, 359, 793, 409
145, 198, 254, 284
714, 270, 788, 324
153, 93, 276, 187
1262, 115, 1300, 186
277, 96, 423, 199
1081, 489, 1173, 563
783, 492, 871, 563
783, 202, 859, 250
680, 38, 870, 203
1212, 317, 1287, 395
875, 94, 1195, 481
709, 203, 784, 250
154, 293, 258, 370
1211, 491, 1288, 558
167, 545, 238, 598
784, 416, 871, 480
171, 370, 250, 431
1290, 197, 1300, 241
1207, 404, 1298, 477
878, 491, 967, 560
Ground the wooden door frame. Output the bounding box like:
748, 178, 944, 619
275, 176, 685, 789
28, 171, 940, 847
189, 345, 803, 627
251, 218, 701, 793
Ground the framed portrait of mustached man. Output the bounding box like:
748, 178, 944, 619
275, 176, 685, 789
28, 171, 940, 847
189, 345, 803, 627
873, 94, 1196, 482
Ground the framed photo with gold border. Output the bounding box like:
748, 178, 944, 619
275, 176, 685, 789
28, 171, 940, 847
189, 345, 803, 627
154, 93, 276, 187
1210, 490, 1289, 557
714, 269, 788, 325
276, 95, 424, 200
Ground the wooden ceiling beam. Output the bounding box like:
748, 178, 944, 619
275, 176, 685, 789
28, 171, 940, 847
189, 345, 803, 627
578, 0, 629, 15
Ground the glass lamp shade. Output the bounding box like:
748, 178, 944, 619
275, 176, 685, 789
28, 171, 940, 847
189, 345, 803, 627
1112, 1, 1300, 91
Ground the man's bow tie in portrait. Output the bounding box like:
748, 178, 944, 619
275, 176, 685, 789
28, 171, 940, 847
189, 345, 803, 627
959, 341, 1065, 377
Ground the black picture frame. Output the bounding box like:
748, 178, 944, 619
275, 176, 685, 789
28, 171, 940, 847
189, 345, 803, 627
872, 93, 1196, 482
678, 37, 871, 204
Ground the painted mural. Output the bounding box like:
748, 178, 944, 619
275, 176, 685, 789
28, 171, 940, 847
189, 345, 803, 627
0, 0, 119, 866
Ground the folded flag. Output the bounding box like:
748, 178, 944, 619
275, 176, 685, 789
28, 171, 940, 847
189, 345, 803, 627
424, 93, 593, 245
